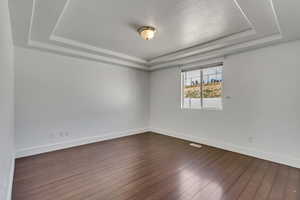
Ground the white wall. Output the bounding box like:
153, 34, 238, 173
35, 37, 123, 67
0, 0, 15, 199
13, 37, 300, 168
150, 40, 300, 168
15, 47, 149, 156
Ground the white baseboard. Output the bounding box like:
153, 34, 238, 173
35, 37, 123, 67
16, 128, 148, 158
6, 158, 15, 200
150, 128, 300, 169
15, 127, 300, 168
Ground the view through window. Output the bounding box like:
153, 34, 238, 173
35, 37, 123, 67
181, 65, 223, 110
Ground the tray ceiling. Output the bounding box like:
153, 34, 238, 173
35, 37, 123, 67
9, 0, 300, 70
52, 0, 252, 60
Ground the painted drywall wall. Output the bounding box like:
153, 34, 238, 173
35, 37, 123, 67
0, 0, 15, 199
15, 47, 149, 155
150, 40, 300, 168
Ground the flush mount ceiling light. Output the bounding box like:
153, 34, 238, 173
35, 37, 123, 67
138, 26, 157, 40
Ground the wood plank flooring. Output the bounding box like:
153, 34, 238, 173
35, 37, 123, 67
13, 132, 300, 200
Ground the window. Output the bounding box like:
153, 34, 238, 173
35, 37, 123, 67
181, 64, 223, 110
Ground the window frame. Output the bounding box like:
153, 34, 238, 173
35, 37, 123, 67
180, 63, 224, 111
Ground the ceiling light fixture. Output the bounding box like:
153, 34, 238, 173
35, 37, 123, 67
138, 26, 157, 40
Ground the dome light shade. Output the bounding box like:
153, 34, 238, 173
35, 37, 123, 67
138, 26, 156, 40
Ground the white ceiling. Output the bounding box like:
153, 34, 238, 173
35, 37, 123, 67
9, 0, 300, 70
53, 0, 252, 60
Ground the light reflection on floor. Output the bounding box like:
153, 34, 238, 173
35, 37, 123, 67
178, 166, 224, 199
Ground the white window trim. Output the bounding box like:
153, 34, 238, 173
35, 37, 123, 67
180, 59, 224, 111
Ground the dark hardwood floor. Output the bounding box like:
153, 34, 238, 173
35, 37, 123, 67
13, 132, 300, 200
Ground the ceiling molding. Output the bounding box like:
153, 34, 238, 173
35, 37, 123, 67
149, 0, 283, 70
28, 40, 150, 70
27, 0, 36, 44
25, 0, 283, 71
233, 0, 255, 30
49, 0, 258, 66
148, 28, 256, 64
149, 0, 282, 66
50, 0, 70, 38
27, 0, 148, 70
149, 34, 282, 70
49, 0, 148, 65
180, 57, 225, 71
147, 0, 255, 64
269, 0, 282, 34
50, 35, 148, 64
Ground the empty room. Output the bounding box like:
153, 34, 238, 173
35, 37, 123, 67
1, 0, 300, 199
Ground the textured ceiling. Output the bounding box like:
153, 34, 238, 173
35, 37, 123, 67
53, 0, 252, 60
9, 0, 300, 70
